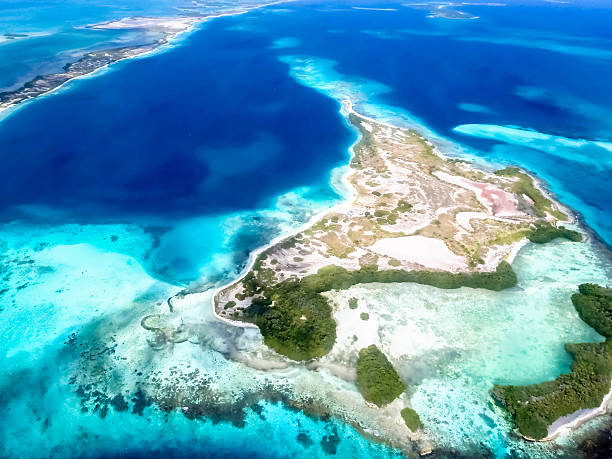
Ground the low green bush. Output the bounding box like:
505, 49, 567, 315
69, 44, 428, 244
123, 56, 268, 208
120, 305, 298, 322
356, 345, 405, 406
245, 286, 336, 362
527, 221, 582, 244
396, 199, 412, 213
400, 407, 423, 431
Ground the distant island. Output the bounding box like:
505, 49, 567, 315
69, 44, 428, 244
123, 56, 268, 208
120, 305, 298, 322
0, 2, 286, 113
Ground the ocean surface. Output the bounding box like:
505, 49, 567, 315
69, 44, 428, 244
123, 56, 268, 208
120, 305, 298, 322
1, 1, 612, 458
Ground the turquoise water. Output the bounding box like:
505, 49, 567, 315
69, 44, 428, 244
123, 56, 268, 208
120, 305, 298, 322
328, 238, 610, 456
1, 1, 612, 458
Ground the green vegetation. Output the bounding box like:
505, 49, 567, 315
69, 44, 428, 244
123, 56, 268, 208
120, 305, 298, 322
348, 297, 359, 309
401, 407, 423, 431
245, 288, 336, 362
492, 284, 612, 440
396, 199, 412, 213
360, 312, 370, 321
370, 200, 412, 226
356, 345, 405, 406
224, 301, 236, 310
388, 258, 401, 267
239, 262, 517, 361
573, 284, 612, 339
349, 113, 382, 171
527, 221, 582, 244
495, 167, 566, 220
298, 262, 517, 293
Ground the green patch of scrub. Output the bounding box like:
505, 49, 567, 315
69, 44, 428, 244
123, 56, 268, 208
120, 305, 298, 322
348, 297, 358, 309
492, 284, 612, 440
356, 345, 405, 406
573, 284, 612, 338
395, 199, 412, 213
360, 312, 369, 321
245, 288, 337, 362
239, 262, 517, 361
494, 167, 567, 220
401, 407, 423, 431
527, 221, 582, 244
388, 258, 401, 267
373, 208, 400, 225
298, 261, 517, 293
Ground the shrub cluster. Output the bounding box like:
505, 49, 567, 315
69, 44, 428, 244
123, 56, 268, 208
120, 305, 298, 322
400, 407, 423, 431
572, 284, 612, 338
299, 262, 517, 294
356, 345, 405, 406
247, 286, 337, 362
527, 221, 582, 244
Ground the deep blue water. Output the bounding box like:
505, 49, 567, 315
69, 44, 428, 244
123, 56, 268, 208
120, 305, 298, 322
0, 23, 350, 219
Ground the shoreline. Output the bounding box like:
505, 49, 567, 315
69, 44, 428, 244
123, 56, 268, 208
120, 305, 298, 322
0, 1, 289, 123
530, 382, 612, 442
208, 99, 359, 329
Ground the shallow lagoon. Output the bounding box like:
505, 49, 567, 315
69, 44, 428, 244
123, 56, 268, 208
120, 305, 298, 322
1, 1, 612, 458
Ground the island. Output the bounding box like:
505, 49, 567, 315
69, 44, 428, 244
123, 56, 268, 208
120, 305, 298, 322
212, 101, 583, 434
0, 17, 200, 112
